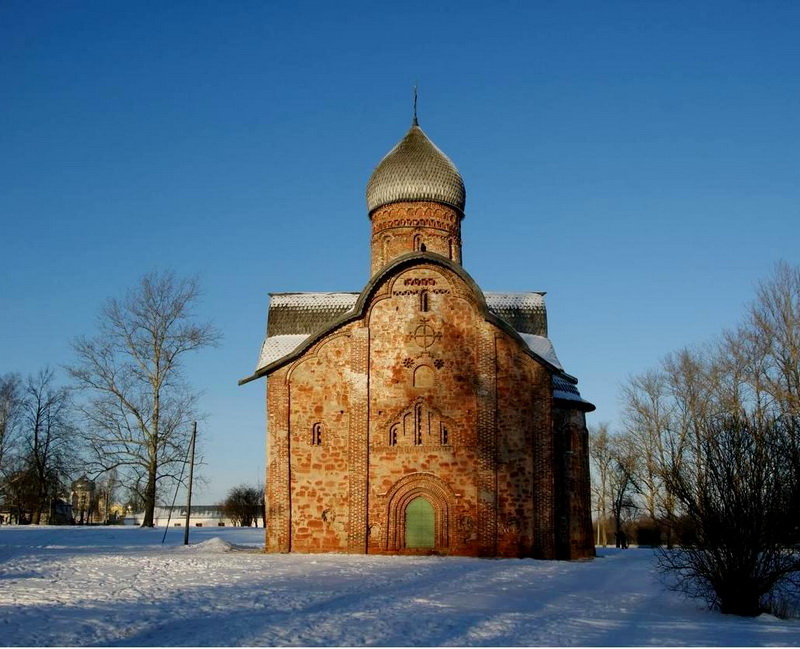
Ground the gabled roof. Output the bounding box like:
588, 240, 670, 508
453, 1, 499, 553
267, 293, 359, 336
241, 253, 566, 384
263, 291, 546, 339
241, 253, 593, 411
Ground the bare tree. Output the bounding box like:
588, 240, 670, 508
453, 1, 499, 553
69, 271, 221, 527
622, 370, 668, 522
589, 423, 613, 547
221, 484, 262, 527
608, 431, 639, 545
657, 414, 800, 616
589, 425, 639, 547
0, 373, 22, 473
16, 369, 77, 524
747, 261, 800, 419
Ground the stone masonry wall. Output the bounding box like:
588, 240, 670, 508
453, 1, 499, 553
266, 257, 571, 558
366, 264, 483, 554
553, 406, 596, 559
265, 368, 290, 552
370, 202, 462, 275
284, 331, 355, 552
494, 337, 553, 557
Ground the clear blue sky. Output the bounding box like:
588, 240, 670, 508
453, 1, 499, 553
2, 1, 799, 504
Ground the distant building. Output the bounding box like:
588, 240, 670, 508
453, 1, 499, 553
71, 475, 96, 524
125, 506, 245, 528
242, 116, 595, 559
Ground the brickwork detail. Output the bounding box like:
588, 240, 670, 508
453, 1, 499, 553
370, 202, 462, 273
347, 327, 370, 552
266, 371, 290, 552
475, 328, 498, 555
383, 472, 456, 551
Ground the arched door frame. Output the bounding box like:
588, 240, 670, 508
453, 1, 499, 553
385, 472, 455, 552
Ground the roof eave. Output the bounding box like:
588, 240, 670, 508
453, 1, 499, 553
554, 394, 596, 413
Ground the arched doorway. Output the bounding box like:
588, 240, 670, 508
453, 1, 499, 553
384, 472, 454, 552
405, 497, 435, 548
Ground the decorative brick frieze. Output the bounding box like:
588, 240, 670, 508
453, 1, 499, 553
370, 202, 462, 274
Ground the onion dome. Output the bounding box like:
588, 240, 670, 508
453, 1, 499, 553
366, 121, 466, 215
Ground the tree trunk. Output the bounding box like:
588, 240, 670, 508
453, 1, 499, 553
141, 460, 157, 527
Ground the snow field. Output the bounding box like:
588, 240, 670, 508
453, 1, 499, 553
0, 526, 798, 646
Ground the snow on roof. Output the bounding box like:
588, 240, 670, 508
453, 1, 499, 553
270, 293, 359, 309
552, 374, 592, 406
257, 334, 309, 370
518, 333, 563, 370
270, 292, 545, 310
552, 386, 588, 403
257, 292, 550, 372
483, 292, 545, 309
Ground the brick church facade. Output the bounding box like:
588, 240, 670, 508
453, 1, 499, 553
241, 117, 595, 559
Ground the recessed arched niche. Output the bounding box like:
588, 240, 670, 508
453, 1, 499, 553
413, 364, 435, 388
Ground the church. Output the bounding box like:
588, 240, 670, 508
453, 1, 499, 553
240, 114, 595, 559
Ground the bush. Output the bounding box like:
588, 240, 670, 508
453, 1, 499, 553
221, 484, 263, 527
657, 415, 800, 616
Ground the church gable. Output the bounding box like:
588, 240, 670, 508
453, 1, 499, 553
244, 256, 560, 382
365, 262, 484, 435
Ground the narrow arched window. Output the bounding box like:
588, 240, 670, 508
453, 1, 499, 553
389, 424, 399, 447
419, 289, 429, 312
311, 422, 322, 446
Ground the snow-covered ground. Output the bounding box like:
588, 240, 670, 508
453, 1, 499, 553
0, 526, 798, 647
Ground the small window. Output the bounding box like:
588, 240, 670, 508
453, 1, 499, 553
420, 290, 429, 312
441, 424, 449, 445
389, 424, 399, 447
312, 422, 323, 446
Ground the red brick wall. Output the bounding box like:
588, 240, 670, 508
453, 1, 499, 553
370, 202, 462, 274
494, 338, 553, 557
265, 368, 290, 552
553, 406, 596, 559
366, 264, 483, 554
265, 258, 588, 559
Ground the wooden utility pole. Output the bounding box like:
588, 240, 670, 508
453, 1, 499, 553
183, 422, 197, 546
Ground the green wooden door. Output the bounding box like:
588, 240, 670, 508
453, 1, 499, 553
405, 497, 435, 548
